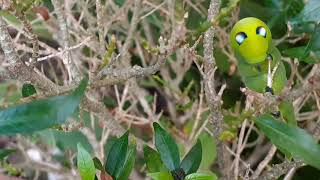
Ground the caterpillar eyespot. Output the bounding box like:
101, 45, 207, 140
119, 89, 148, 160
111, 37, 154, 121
235, 32, 247, 45
256, 26, 267, 38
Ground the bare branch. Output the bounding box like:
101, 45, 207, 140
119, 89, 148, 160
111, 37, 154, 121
202, 0, 231, 178
52, 0, 80, 83
0, 17, 20, 65
36, 36, 92, 62
259, 160, 304, 180
0, 17, 59, 92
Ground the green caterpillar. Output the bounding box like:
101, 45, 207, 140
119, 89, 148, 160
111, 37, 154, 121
230, 17, 287, 94
230, 17, 296, 125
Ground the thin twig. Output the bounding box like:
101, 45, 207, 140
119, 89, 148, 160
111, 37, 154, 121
234, 119, 247, 178
36, 37, 92, 62
52, 0, 80, 83
252, 145, 277, 179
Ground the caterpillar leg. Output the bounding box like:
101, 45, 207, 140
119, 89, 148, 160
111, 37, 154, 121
265, 54, 280, 115
265, 86, 274, 95
265, 54, 274, 94
271, 111, 281, 118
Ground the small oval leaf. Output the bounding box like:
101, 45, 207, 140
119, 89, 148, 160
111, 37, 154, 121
105, 131, 129, 178
153, 122, 180, 171
147, 172, 174, 180
279, 101, 297, 126
118, 144, 136, 180
180, 139, 202, 175
143, 145, 168, 173
185, 173, 217, 180
199, 132, 216, 170
77, 143, 96, 180
93, 157, 104, 171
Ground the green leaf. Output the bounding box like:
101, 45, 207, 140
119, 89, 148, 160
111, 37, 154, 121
239, 0, 303, 38
0, 149, 16, 160
199, 133, 216, 171
185, 173, 217, 180
51, 130, 92, 153
291, 22, 316, 34
77, 143, 96, 180
147, 172, 174, 180
279, 101, 297, 126
214, 50, 230, 74
254, 114, 320, 169
282, 46, 319, 64
103, 96, 117, 108
180, 139, 202, 175
219, 130, 236, 141
145, 95, 154, 104
22, 83, 37, 97
118, 144, 136, 180
0, 9, 53, 40
105, 131, 129, 178
303, 23, 320, 63
176, 101, 194, 111
0, 78, 88, 135
114, 0, 125, 6
282, 46, 306, 58
104, 137, 117, 159
143, 145, 168, 173
92, 157, 104, 171
291, 0, 320, 24
153, 122, 180, 171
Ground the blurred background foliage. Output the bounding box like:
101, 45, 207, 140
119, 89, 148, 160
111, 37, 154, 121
0, 0, 320, 179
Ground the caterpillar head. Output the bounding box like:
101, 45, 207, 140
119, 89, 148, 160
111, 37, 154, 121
230, 17, 272, 64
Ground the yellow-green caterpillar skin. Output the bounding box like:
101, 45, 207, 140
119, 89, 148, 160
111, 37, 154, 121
230, 17, 272, 64
230, 17, 287, 94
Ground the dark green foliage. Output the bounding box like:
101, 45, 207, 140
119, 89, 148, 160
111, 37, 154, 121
118, 144, 136, 180
143, 145, 168, 173
105, 131, 129, 178
180, 139, 202, 175
50, 130, 92, 153
0, 149, 16, 160
21, 83, 36, 97
279, 101, 297, 126
254, 115, 320, 169
93, 157, 104, 171
147, 123, 216, 180
103, 96, 117, 108
153, 122, 180, 171
290, 0, 320, 24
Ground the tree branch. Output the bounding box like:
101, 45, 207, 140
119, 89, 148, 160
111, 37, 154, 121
259, 160, 304, 180
0, 17, 60, 93
203, 0, 230, 178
